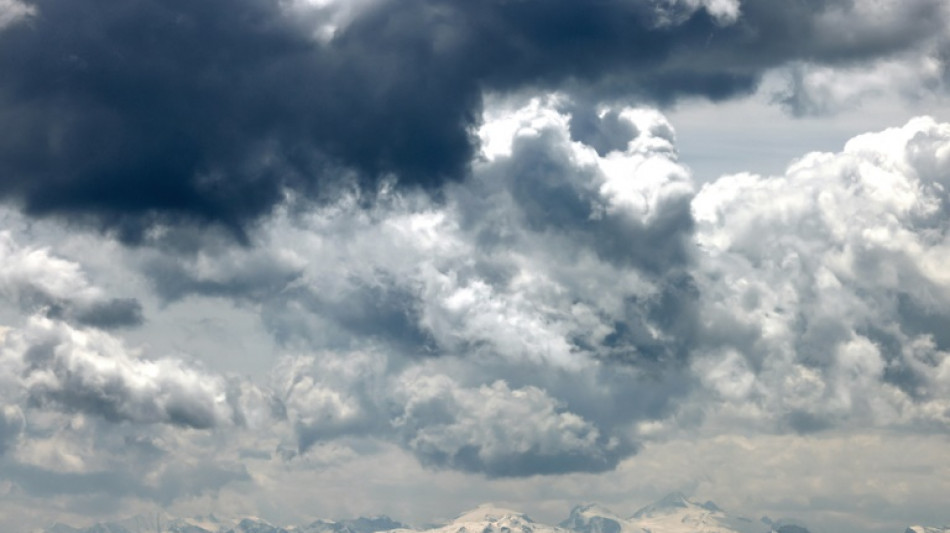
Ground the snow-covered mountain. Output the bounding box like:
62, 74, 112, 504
560, 504, 632, 533
401, 504, 566, 533
47, 494, 950, 533
562, 492, 770, 533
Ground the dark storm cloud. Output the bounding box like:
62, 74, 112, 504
0, 0, 944, 238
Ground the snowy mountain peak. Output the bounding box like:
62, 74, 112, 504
451, 504, 535, 526
630, 492, 694, 519
905, 527, 950, 533
559, 504, 623, 533
627, 493, 765, 533
398, 504, 566, 533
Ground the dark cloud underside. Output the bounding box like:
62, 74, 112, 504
0, 0, 943, 239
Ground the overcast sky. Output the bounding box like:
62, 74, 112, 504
1, 1, 950, 532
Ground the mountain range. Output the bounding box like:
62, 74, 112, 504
36, 493, 949, 533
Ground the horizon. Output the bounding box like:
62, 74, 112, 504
30, 491, 881, 531
33, 491, 950, 533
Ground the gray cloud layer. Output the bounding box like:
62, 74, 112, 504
3, 96, 949, 489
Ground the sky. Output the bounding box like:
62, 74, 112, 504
0, 1, 949, 532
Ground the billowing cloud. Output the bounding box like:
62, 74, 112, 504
392, 375, 634, 476
275, 350, 387, 451
0, 0, 946, 238
272, 347, 640, 476
135, 94, 699, 374
136, 95, 698, 477
256, 109, 950, 479
690, 116, 950, 433
0, 231, 143, 329
1, 316, 237, 428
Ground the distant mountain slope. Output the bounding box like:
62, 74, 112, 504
401, 504, 567, 533
567, 492, 767, 533
560, 503, 639, 533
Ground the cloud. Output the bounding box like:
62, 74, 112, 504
2, 316, 237, 428
392, 375, 635, 477
0, 404, 24, 454
0, 1, 947, 527
273, 349, 640, 477
690, 116, 950, 432
21, 95, 699, 481
0, 0, 33, 31
775, 53, 949, 117
0, 0, 946, 238
17, 97, 948, 485
0, 231, 143, 329
0, 453, 251, 507
139, 238, 304, 303
274, 350, 388, 452
3, 96, 950, 523
201, 96, 702, 476
137, 94, 701, 374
